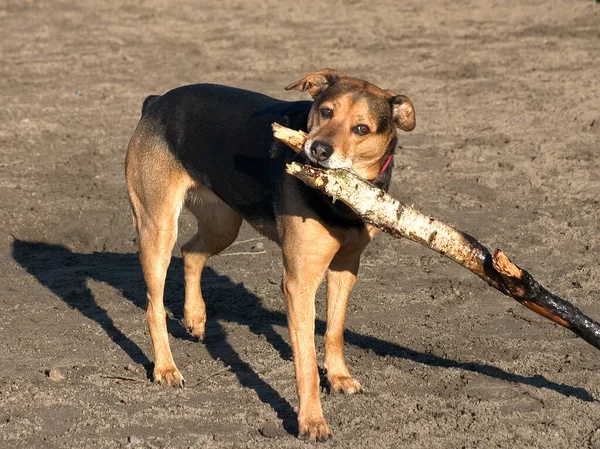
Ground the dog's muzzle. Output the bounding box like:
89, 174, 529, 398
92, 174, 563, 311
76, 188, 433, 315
302, 138, 352, 169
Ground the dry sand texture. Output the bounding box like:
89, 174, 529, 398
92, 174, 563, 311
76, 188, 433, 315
1, 0, 599, 447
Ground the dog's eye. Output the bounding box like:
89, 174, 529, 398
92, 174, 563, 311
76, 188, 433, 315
320, 108, 333, 119
353, 124, 370, 136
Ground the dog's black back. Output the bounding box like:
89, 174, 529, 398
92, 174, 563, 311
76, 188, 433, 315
139, 84, 392, 237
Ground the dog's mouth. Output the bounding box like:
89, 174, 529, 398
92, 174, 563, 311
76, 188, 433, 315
301, 138, 352, 170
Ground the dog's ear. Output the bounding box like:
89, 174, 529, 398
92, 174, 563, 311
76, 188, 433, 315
285, 69, 344, 98
391, 95, 416, 132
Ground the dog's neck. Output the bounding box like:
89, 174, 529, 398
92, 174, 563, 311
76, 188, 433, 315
378, 154, 393, 177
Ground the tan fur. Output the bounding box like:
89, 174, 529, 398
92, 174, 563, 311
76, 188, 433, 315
126, 124, 193, 386
307, 94, 396, 180
288, 71, 414, 183
275, 177, 374, 440
324, 231, 370, 394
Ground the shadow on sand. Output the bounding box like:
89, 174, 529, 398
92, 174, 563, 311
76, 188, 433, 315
12, 239, 595, 435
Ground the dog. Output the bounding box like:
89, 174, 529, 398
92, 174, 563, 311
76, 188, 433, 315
125, 69, 415, 441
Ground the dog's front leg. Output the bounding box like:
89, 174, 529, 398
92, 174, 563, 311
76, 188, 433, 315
281, 217, 340, 442
324, 232, 370, 394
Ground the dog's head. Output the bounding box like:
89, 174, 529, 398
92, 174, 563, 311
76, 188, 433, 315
285, 69, 415, 180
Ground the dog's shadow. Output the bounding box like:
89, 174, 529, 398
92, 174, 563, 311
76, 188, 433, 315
11, 240, 594, 436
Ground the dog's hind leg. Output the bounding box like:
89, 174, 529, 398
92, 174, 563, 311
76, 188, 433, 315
181, 188, 243, 339
126, 129, 192, 387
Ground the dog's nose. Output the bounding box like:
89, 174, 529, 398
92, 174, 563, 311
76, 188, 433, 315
310, 141, 334, 162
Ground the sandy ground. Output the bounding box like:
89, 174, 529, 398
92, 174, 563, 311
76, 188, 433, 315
1, 0, 600, 447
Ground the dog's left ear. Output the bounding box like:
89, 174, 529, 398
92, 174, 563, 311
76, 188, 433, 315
285, 69, 344, 98
391, 95, 416, 132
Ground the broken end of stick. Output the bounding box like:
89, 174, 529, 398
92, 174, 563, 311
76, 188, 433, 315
285, 162, 302, 175
492, 249, 528, 298
492, 249, 571, 328
272, 123, 308, 154
271, 122, 287, 137
492, 249, 524, 279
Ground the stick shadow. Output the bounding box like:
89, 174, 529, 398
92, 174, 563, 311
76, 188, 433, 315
11, 239, 594, 435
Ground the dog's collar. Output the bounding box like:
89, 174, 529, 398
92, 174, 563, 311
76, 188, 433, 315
378, 154, 393, 176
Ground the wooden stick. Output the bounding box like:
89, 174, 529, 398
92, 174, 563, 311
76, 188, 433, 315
100, 375, 147, 383
273, 123, 600, 350
218, 250, 267, 257
272, 123, 307, 154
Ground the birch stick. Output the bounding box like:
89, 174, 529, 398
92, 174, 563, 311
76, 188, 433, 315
273, 123, 600, 350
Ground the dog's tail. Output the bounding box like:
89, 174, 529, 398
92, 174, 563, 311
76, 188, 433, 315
141, 95, 161, 115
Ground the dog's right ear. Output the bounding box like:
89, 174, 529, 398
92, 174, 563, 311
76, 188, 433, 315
391, 95, 416, 132
284, 69, 344, 98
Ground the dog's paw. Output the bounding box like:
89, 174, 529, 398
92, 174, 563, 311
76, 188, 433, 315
298, 415, 332, 442
328, 374, 363, 394
183, 314, 206, 340
154, 367, 185, 387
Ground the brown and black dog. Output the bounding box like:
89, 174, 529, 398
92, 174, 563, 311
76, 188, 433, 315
125, 69, 415, 441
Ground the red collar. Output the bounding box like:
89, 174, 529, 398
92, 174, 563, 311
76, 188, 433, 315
379, 154, 393, 176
